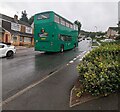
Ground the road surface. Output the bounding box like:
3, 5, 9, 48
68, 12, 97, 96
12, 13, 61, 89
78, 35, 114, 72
2, 40, 91, 100
2, 40, 119, 110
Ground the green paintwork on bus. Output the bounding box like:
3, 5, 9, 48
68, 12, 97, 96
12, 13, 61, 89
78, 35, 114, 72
34, 11, 78, 52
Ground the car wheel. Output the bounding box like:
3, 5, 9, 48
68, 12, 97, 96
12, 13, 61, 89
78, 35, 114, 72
7, 51, 14, 57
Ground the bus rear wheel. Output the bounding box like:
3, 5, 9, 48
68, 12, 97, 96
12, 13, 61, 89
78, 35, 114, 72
74, 43, 76, 48
60, 45, 64, 53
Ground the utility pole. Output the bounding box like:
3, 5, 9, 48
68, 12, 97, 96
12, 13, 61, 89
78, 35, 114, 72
95, 26, 97, 38
118, 1, 120, 27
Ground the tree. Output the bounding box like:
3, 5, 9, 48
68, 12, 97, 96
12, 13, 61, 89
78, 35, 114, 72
89, 32, 96, 39
28, 16, 34, 25
74, 20, 82, 36
116, 27, 120, 40
20, 10, 29, 23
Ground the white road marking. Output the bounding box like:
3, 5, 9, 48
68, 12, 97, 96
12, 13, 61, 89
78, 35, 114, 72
69, 60, 74, 63
73, 58, 77, 61
0, 69, 59, 107
79, 58, 83, 61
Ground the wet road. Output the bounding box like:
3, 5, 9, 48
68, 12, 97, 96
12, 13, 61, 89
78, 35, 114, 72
2, 40, 91, 100
2, 39, 119, 110
3, 61, 119, 110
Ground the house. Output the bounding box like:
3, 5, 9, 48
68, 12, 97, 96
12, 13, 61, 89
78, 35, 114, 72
0, 14, 34, 46
107, 27, 120, 39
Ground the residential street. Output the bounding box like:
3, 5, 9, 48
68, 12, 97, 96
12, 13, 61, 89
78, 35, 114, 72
2, 40, 91, 101
1, 1, 119, 111
3, 61, 119, 110
2, 40, 119, 110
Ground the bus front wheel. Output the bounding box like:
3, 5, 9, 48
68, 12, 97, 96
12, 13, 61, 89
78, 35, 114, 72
60, 45, 64, 53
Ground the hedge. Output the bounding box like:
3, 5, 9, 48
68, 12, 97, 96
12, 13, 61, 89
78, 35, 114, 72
77, 42, 120, 96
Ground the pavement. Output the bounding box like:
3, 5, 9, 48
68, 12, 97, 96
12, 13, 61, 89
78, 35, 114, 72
2, 40, 119, 110
15, 46, 33, 50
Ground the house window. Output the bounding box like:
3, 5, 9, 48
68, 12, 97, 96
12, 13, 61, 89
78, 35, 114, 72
11, 22, 21, 31
20, 37, 23, 42
24, 37, 31, 43
11, 36, 17, 42
26, 27, 32, 34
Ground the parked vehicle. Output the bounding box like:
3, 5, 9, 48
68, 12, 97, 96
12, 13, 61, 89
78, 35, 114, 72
100, 39, 115, 42
86, 37, 92, 40
92, 39, 96, 42
78, 38, 83, 42
0, 43, 16, 57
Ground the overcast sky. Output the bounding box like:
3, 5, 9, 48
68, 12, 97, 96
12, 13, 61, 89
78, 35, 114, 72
0, 0, 119, 32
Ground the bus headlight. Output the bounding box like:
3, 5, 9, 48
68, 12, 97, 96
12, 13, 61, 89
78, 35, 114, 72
36, 40, 38, 42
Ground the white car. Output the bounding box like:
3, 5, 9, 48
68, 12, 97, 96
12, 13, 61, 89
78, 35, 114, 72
0, 43, 16, 57
86, 37, 92, 40
78, 38, 83, 42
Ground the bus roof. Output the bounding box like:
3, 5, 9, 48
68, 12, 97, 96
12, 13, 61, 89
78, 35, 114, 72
35, 11, 74, 25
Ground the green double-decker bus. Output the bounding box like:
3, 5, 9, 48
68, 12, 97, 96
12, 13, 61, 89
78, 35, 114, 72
34, 11, 78, 52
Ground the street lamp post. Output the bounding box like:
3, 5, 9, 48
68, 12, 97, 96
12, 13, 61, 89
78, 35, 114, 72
95, 26, 97, 38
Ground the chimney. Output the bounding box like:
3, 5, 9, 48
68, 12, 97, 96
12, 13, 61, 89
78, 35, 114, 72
14, 14, 18, 22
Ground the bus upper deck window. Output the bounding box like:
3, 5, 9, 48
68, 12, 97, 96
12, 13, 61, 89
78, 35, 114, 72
54, 15, 60, 24
37, 13, 49, 20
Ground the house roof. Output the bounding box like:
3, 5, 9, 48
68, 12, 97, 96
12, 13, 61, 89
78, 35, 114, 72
2, 27, 33, 37
0, 13, 31, 27
109, 27, 120, 31
0, 13, 33, 37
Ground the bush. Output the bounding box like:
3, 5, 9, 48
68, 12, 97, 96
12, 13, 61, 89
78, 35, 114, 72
116, 35, 120, 40
77, 42, 120, 96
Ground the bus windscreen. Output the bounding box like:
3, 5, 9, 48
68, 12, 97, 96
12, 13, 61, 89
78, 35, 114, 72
37, 13, 49, 20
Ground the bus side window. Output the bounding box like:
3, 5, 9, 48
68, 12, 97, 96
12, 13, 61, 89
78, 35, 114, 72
69, 23, 73, 29
58, 34, 61, 39
59, 35, 72, 41
66, 22, 69, 28
60, 18, 65, 26
68, 36, 72, 41
54, 15, 60, 24
59, 34, 64, 41
61, 35, 64, 41
64, 36, 68, 41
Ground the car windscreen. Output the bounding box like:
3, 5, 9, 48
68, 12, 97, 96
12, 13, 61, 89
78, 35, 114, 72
0, 45, 4, 48
7, 45, 11, 47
